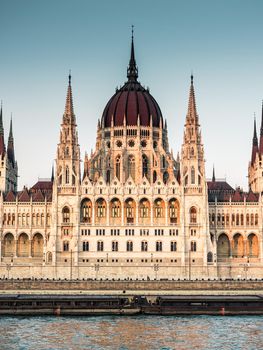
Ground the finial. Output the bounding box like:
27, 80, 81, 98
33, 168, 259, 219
132, 24, 134, 39
68, 70, 71, 85
191, 72, 193, 84
212, 164, 215, 182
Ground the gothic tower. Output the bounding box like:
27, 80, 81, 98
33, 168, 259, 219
50, 74, 81, 266
181, 76, 213, 272
248, 106, 263, 193
0, 105, 18, 192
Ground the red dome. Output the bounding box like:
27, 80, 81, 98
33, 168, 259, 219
102, 34, 163, 128
102, 81, 163, 128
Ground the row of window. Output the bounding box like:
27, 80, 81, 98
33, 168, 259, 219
63, 241, 197, 252
210, 213, 259, 227
3, 213, 51, 226
80, 228, 180, 236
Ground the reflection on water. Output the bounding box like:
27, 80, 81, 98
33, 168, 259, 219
1, 315, 263, 350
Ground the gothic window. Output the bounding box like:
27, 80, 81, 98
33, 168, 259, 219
156, 241, 162, 251
170, 241, 177, 252
125, 199, 134, 219
62, 206, 70, 223
139, 199, 149, 218
83, 242, 89, 251
126, 241, 133, 252
162, 156, 166, 169
251, 214, 254, 226
191, 167, 195, 184
191, 147, 194, 156
81, 199, 92, 223
112, 241, 118, 251
246, 213, 250, 226
65, 147, 69, 157
163, 171, 169, 184
115, 156, 121, 180
153, 170, 157, 183
111, 199, 120, 218
128, 155, 135, 180
141, 241, 148, 252
191, 241, 197, 252
96, 199, 106, 218
65, 166, 69, 184
106, 170, 111, 184
236, 214, 240, 226
207, 252, 213, 262
190, 207, 197, 224
97, 241, 104, 251
142, 155, 149, 178
154, 199, 163, 218
241, 214, 244, 225
169, 199, 179, 224
185, 175, 188, 186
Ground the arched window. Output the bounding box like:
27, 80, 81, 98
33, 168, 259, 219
163, 171, 169, 184
162, 156, 166, 169
111, 199, 121, 218
207, 252, 213, 263
154, 199, 163, 218
62, 206, 70, 223
142, 155, 149, 178
139, 199, 150, 218
255, 213, 258, 226
128, 155, 135, 180
115, 156, 121, 180
169, 199, 179, 224
191, 167, 195, 184
190, 207, 197, 224
80, 199, 92, 223
127, 241, 133, 251
106, 170, 111, 184
251, 214, 254, 226
65, 166, 69, 184
96, 199, 106, 218
153, 170, 157, 183
184, 175, 188, 186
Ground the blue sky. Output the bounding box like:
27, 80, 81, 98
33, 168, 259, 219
1, 0, 263, 189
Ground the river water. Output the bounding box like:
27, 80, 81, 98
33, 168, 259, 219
0, 315, 263, 350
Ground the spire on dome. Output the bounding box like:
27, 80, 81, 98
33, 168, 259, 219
63, 72, 75, 124
251, 116, 259, 164
212, 165, 215, 182
0, 102, 5, 156
127, 25, 138, 82
7, 116, 15, 166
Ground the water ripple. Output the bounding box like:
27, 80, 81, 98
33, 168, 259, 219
0, 315, 263, 350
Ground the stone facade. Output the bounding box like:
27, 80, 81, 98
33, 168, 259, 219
0, 37, 262, 280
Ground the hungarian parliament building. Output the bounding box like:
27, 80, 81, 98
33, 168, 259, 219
0, 36, 262, 280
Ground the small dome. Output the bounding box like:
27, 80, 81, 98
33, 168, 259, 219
101, 35, 163, 128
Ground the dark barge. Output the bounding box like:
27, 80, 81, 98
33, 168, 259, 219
1, 294, 263, 315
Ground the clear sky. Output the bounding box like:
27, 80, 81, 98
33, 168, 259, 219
1, 0, 263, 190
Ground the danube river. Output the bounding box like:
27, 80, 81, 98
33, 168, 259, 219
1, 315, 263, 349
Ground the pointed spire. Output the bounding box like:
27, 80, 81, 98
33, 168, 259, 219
127, 25, 138, 82
63, 72, 75, 123
7, 115, 15, 166
51, 164, 54, 182
0, 102, 5, 155
251, 116, 259, 164
259, 101, 263, 154
212, 165, 215, 182
187, 74, 198, 122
